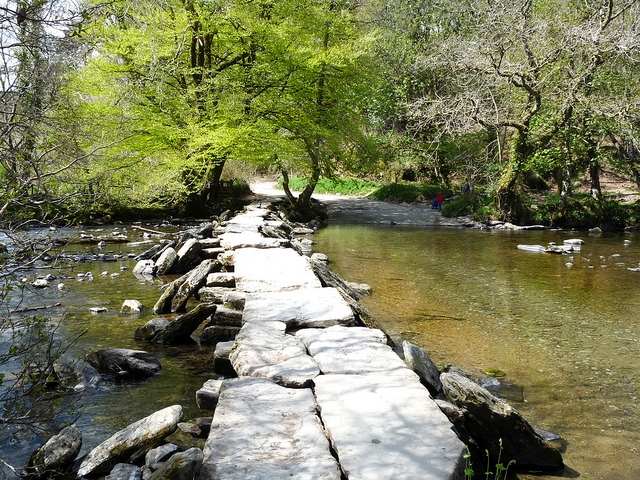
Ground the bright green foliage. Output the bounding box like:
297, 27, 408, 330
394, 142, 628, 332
277, 177, 381, 197
70, 0, 379, 214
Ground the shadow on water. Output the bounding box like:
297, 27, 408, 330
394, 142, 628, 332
313, 224, 640, 480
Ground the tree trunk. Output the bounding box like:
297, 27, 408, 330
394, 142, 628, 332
280, 169, 297, 206
206, 159, 226, 202
588, 155, 602, 201
496, 129, 527, 221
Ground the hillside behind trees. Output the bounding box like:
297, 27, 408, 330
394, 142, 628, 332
2, 0, 640, 228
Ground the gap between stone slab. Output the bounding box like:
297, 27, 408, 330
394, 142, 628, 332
311, 380, 349, 480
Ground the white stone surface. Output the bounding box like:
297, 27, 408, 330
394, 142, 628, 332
200, 377, 341, 480
120, 299, 143, 314
234, 247, 322, 292
313, 374, 465, 480
219, 232, 288, 250
296, 325, 416, 379
230, 321, 319, 387
242, 288, 354, 328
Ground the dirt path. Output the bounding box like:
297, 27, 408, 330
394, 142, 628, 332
250, 181, 467, 227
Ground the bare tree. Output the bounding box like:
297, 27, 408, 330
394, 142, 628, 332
406, 0, 640, 220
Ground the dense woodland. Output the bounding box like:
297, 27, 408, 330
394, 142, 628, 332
2, 0, 640, 228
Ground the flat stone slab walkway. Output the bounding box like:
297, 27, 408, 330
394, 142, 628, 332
234, 247, 322, 292
198, 204, 465, 480
230, 321, 320, 387
242, 288, 355, 328
314, 374, 465, 480
200, 377, 341, 480
297, 325, 418, 379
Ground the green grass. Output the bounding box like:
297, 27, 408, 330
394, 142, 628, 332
278, 177, 381, 196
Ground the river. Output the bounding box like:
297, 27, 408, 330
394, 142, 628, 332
312, 224, 640, 480
2, 221, 639, 479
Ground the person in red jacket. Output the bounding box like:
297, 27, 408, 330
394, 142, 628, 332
436, 193, 444, 211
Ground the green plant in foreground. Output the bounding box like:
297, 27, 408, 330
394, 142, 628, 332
463, 439, 515, 480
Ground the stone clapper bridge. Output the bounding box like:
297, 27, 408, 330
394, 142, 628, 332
197, 203, 466, 479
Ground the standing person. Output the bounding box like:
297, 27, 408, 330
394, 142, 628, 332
436, 193, 444, 211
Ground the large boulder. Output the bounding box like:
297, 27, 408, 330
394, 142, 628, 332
23, 424, 82, 479
440, 372, 564, 472
75, 405, 183, 478
172, 239, 202, 274
155, 247, 177, 275
171, 259, 218, 312
85, 348, 161, 378
153, 272, 190, 314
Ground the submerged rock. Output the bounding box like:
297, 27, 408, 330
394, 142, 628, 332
134, 318, 171, 341
85, 348, 161, 378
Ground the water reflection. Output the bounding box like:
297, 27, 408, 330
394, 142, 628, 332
313, 225, 640, 480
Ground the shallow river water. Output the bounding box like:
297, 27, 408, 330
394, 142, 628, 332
312, 225, 640, 480
2, 223, 640, 480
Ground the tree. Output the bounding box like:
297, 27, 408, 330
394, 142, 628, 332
0, 0, 98, 226
75, 0, 378, 216
396, 0, 640, 220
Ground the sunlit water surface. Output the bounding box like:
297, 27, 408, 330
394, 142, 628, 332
312, 225, 640, 480
2, 224, 640, 480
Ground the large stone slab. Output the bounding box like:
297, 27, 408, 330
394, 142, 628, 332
223, 211, 268, 233
234, 247, 322, 292
313, 374, 465, 480
199, 377, 341, 480
230, 321, 320, 387
242, 288, 354, 328
219, 232, 288, 250
296, 326, 417, 379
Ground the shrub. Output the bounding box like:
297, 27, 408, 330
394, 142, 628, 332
369, 182, 451, 203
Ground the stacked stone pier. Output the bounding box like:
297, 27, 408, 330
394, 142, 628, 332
198, 203, 466, 479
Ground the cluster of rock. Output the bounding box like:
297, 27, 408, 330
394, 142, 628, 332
24, 200, 565, 479
23, 405, 201, 480
517, 238, 584, 254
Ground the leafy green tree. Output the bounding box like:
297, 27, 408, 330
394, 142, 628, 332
75, 0, 378, 216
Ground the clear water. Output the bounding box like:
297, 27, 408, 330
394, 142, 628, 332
0, 228, 211, 474
312, 225, 640, 480
3, 223, 640, 479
